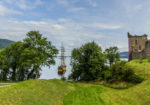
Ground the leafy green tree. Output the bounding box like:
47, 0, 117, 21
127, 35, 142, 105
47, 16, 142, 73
104, 46, 120, 66
0, 30, 58, 81
23, 31, 58, 79
69, 42, 106, 81
0, 50, 10, 81
4, 41, 24, 81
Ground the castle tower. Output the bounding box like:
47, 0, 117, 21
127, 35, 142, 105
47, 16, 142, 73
128, 32, 148, 60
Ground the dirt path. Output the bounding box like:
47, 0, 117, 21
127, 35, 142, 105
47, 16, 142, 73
0, 83, 16, 88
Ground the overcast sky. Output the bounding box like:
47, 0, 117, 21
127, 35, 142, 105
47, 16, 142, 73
0, 0, 150, 53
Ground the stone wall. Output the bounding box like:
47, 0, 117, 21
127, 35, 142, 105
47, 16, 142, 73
144, 40, 150, 57
128, 32, 150, 60
131, 51, 143, 60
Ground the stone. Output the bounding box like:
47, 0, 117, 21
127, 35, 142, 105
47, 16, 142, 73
128, 32, 150, 60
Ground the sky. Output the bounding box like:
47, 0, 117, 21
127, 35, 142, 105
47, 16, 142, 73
0, 0, 150, 54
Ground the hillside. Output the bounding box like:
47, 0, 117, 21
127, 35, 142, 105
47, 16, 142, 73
0, 39, 14, 49
120, 51, 128, 59
0, 58, 150, 105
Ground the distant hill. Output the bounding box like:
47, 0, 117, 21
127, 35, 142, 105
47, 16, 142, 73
120, 51, 129, 59
0, 39, 14, 49
0, 39, 129, 59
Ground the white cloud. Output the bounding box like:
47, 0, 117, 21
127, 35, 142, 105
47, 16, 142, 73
0, 18, 108, 50
117, 45, 128, 52
4, 0, 44, 10
16, 0, 29, 10
52, 24, 65, 30
35, 0, 43, 6
0, 3, 22, 16
68, 7, 85, 12
90, 23, 121, 30
23, 21, 47, 26
86, 0, 97, 7
58, 18, 72, 22
56, 0, 69, 6
5, 0, 12, 4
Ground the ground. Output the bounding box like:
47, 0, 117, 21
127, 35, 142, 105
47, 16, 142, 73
0, 58, 150, 105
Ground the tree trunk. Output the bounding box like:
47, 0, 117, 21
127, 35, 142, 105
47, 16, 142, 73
19, 68, 24, 81
110, 62, 112, 66
2, 69, 8, 81
27, 69, 34, 80
35, 66, 40, 79
12, 67, 16, 81
35, 70, 39, 79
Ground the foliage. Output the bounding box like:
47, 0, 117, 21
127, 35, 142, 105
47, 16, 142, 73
104, 61, 143, 83
22, 31, 58, 79
69, 41, 106, 81
0, 50, 9, 81
104, 46, 120, 66
4, 41, 25, 81
0, 31, 58, 81
69, 42, 142, 84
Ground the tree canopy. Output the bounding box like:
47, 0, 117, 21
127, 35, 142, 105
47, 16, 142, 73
0, 31, 58, 81
69, 41, 106, 81
104, 46, 120, 66
69, 42, 142, 84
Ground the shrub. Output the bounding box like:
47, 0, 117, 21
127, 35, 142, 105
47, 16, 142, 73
104, 61, 143, 84
123, 68, 143, 83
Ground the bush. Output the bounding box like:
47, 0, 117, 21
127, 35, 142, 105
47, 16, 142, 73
104, 61, 143, 84
123, 68, 143, 83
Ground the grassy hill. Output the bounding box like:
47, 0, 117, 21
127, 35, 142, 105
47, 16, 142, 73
0, 58, 150, 105
0, 39, 14, 49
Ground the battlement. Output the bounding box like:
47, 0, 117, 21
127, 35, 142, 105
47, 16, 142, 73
128, 32, 148, 38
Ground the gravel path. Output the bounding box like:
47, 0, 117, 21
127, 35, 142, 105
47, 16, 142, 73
0, 83, 16, 88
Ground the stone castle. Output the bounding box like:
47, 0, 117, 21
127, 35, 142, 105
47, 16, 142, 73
128, 32, 150, 61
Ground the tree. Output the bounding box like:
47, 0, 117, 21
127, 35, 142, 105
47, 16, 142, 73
4, 41, 25, 81
23, 31, 58, 79
0, 50, 9, 81
0, 30, 58, 81
104, 46, 120, 66
69, 41, 106, 81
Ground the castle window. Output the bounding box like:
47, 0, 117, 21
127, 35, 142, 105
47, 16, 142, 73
135, 40, 138, 45
139, 45, 141, 50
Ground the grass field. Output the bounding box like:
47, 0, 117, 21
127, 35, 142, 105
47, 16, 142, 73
0, 58, 150, 105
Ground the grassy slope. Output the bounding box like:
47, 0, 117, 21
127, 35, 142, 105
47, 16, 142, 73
0, 58, 150, 105
64, 58, 150, 105
0, 79, 74, 105
126, 58, 150, 79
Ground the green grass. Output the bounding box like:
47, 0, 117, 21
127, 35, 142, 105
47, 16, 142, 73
63, 80, 150, 105
0, 79, 74, 105
126, 58, 150, 79
0, 49, 3, 53
0, 58, 150, 105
